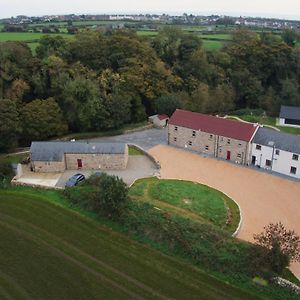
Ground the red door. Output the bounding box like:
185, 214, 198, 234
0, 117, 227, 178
226, 151, 231, 160
77, 159, 82, 169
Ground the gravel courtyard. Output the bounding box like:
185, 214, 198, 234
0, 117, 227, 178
149, 144, 300, 279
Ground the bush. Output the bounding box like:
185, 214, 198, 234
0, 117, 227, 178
65, 174, 128, 219
0, 162, 14, 179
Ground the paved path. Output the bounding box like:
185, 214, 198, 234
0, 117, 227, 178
90, 128, 167, 150
149, 144, 300, 279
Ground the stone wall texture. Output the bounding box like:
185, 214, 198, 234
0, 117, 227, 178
168, 124, 250, 165
31, 145, 128, 172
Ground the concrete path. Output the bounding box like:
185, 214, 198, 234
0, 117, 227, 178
149, 144, 300, 279
56, 156, 158, 187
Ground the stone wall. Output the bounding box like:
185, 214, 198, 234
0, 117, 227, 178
65, 152, 128, 170
32, 160, 66, 173
168, 124, 250, 165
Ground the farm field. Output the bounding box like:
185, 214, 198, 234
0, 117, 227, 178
0, 32, 72, 42
0, 188, 256, 300
129, 178, 240, 233
202, 39, 225, 51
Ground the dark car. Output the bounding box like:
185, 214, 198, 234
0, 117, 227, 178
65, 173, 85, 187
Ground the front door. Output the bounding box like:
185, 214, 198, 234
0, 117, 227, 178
77, 159, 82, 169
226, 151, 231, 160
251, 156, 256, 165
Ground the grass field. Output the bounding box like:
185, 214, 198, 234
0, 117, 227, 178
0, 188, 256, 300
0, 32, 72, 42
229, 114, 300, 135
129, 178, 240, 233
202, 40, 225, 51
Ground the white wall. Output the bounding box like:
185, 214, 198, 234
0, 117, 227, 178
251, 143, 300, 179
278, 118, 300, 128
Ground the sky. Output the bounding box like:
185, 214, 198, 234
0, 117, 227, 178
1, 0, 300, 20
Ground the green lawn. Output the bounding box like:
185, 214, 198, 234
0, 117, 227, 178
0, 188, 256, 300
229, 114, 300, 135
129, 178, 240, 233
128, 145, 145, 155
0, 152, 29, 164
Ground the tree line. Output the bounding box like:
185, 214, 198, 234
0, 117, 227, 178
1, 27, 300, 152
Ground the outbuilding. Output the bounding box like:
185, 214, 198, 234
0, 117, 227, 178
30, 141, 128, 173
148, 114, 169, 127
278, 105, 300, 128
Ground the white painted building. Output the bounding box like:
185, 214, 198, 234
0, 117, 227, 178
251, 127, 300, 179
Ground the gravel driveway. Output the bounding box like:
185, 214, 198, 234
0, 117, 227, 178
149, 144, 300, 279
89, 128, 167, 150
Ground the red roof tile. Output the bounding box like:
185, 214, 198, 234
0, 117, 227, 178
158, 114, 169, 120
169, 109, 257, 142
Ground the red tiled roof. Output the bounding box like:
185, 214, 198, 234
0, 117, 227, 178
158, 114, 169, 120
169, 109, 257, 142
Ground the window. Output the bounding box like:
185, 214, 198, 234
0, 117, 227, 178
238, 143, 242, 147
256, 145, 262, 150
174, 126, 178, 131
292, 154, 299, 161
188, 141, 192, 146
173, 137, 177, 142
227, 139, 231, 145
290, 166, 297, 174
275, 149, 280, 155
265, 159, 272, 167
209, 134, 213, 140
237, 154, 242, 158
192, 130, 196, 137
205, 145, 209, 151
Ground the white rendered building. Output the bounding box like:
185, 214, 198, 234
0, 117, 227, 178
251, 127, 300, 179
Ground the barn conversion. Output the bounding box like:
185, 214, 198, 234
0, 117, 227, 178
30, 142, 128, 173
251, 127, 300, 179
168, 109, 258, 165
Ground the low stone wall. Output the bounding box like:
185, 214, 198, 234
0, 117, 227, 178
128, 144, 160, 169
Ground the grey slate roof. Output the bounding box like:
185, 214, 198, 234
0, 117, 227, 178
279, 105, 300, 120
30, 141, 126, 162
253, 127, 300, 154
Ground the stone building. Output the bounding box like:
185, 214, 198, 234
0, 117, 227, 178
30, 141, 128, 173
168, 109, 258, 165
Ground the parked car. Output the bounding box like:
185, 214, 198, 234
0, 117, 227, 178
65, 173, 85, 187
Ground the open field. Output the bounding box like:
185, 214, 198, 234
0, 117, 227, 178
129, 177, 240, 233
0, 188, 257, 300
0, 32, 72, 42
202, 40, 225, 51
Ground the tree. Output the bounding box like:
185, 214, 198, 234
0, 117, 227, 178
21, 98, 67, 142
0, 99, 21, 152
36, 35, 68, 59
155, 93, 182, 116
254, 222, 300, 274
96, 174, 128, 218
281, 29, 299, 47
